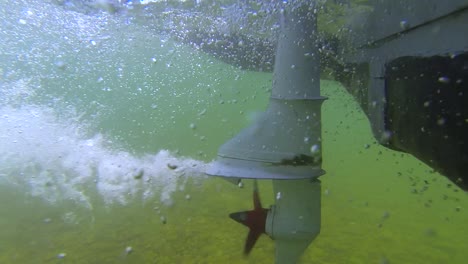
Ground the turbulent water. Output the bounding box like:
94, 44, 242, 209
0, 0, 213, 208
1, 1, 467, 264
0, 104, 207, 207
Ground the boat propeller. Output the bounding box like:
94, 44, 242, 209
229, 180, 269, 255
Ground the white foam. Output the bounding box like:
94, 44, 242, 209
0, 104, 207, 209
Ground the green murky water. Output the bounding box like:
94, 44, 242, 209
1, 1, 467, 263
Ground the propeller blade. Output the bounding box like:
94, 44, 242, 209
229, 180, 269, 256
244, 227, 262, 255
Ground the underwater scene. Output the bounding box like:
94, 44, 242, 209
0, 0, 467, 263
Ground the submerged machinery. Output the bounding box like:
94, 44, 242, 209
206, 0, 467, 262
336, 0, 468, 190
195, 0, 467, 193
207, 2, 325, 263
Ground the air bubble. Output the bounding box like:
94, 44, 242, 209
382, 211, 390, 220
438, 76, 450, 83
310, 144, 320, 154
125, 246, 133, 255
436, 118, 446, 126
276, 192, 282, 200
197, 109, 207, 116
381, 130, 392, 143
55, 61, 66, 70
238, 181, 244, 188
400, 20, 409, 29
